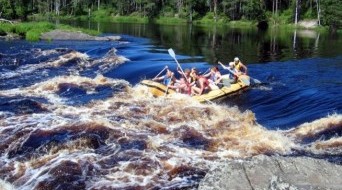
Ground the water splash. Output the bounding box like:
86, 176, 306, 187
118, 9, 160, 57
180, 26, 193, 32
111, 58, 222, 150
0, 41, 341, 189
0, 73, 340, 189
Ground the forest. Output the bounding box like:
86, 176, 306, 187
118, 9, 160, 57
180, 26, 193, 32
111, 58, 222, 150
0, 0, 341, 31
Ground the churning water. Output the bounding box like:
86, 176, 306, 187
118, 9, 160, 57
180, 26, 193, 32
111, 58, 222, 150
0, 33, 341, 189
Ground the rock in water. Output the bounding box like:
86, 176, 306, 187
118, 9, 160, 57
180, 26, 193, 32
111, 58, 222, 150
40, 29, 120, 41
199, 155, 342, 190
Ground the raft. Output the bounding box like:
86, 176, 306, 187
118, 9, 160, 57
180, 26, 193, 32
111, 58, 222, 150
140, 75, 250, 103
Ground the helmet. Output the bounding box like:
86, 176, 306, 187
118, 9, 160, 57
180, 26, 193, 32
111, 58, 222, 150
234, 57, 239, 62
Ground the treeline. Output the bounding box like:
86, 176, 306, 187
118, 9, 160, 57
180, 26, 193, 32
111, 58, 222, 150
0, 0, 341, 30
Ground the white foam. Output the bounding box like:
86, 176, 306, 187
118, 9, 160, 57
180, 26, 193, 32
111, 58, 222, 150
0, 179, 16, 190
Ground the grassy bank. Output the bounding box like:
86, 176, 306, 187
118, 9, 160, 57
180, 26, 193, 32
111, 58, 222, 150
0, 21, 100, 41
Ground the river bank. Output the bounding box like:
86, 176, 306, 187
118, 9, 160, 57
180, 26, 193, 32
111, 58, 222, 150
0, 21, 100, 41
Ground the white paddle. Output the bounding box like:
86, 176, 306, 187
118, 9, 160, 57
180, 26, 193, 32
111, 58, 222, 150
218, 61, 251, 86
168, 48, 187, 79
153, 65, 168, 80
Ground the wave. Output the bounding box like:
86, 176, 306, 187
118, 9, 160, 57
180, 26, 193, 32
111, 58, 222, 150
1, 73, 340, 189
286, 114, 342, 142
0, 48, 129, 81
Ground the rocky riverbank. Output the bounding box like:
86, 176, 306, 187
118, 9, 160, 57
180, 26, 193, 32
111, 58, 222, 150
40, 29, 121, 41
199, 155, 342, 190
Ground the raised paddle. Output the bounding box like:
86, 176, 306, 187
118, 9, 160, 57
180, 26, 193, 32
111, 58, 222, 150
168, 48, 187, 79
153, 65, 168, 80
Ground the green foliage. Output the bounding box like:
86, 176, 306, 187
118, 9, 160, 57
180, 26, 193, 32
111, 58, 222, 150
321, 0, 342, 31
155, 17, 187, 24
0, 23, 14, 33
92, 9, 112, 22
268, 9, 294, 26
130, 12, 144, 17
243, 0, 266, 21
0, 22, 54, 41
57, 24, 100, 36
25, 29, 41, 41
11, 22, 54, 38
1, 0, 341, 30
0, 0, 13, 19
195, 12, 229, 25
111, 16, 148, 24
160, 6, 175, 17
227, 20, 256, 28
0, 21, 99, 41
303, 9, 316, 20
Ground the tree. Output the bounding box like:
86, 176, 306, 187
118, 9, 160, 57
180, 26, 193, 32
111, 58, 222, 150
316, 0, 321, 25
320, 0, 342, 31
244, 0, 266, 21
294, 0, 300, 24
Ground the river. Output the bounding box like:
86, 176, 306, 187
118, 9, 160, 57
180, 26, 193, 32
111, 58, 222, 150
0, 22, 341, 189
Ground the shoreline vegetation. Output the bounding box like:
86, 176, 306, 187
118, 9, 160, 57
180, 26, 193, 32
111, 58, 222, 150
0, 15, 329, 42
29, 13, 328, 30
0, 0, 341, 41
0, 21, 100, 41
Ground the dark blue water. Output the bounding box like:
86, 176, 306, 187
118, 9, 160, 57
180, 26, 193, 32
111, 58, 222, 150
0, 35, 341, 129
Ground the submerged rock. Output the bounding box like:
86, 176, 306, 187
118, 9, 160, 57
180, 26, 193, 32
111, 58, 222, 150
199, 155, 342, 190
40, 29, 120, 41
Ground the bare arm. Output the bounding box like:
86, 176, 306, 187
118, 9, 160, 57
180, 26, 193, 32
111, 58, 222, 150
198, 80, 206, 95
153, 75, 165, 81
203, 72, 211, 78
218, 61, 238, 77
218, 62, 229, 70
215, 72, 222, 84
176, 67, 183, 75
240, 62, 248, 74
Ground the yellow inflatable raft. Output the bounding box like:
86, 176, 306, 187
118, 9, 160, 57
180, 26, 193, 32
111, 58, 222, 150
140, 75, 250, 103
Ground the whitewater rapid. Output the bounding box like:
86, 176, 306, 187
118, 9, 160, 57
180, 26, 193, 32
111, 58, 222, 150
0, 47, 341, 189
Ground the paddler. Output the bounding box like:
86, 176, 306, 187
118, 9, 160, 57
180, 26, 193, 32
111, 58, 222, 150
153, 68, 175, 85
232, 57, 248, 75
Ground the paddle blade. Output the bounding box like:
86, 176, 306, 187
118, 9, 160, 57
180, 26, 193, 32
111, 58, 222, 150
252, 78, 262, 84
168, 48, 176, 59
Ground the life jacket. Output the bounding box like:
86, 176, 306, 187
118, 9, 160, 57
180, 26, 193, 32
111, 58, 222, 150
235, 61, 242, 71
163, 74, 172, 85
235, 61, 246, 73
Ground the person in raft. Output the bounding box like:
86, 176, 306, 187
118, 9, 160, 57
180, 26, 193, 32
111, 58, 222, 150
232, 57, 248, 75
203, 66, 222, 89
189, 67, 198, 83
167, 77, 192, 94
176, 67, 192, 83
219, 57, 248, 83
191, 71, 211, 95
153, 68, 175, 85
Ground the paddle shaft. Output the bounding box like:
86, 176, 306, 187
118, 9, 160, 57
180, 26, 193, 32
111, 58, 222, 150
218, 61, 238, 76
153, 66, 168, 79
168, 49, 187, 80
164, 86, 169, 96
218, 61, 261, 84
